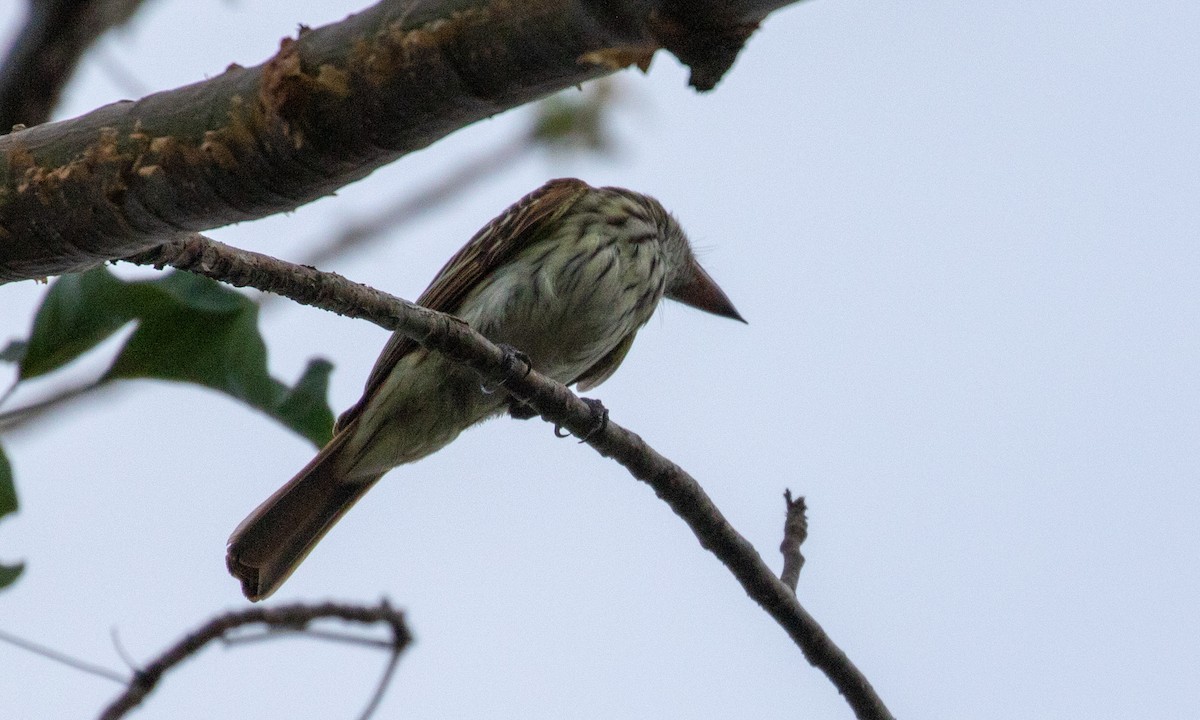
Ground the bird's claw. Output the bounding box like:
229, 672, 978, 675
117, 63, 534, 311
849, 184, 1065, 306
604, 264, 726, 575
555, 397, 609, 443
480, 344, 532, 395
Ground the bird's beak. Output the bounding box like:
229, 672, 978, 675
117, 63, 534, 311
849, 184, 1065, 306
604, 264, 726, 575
668, 259, 746, 323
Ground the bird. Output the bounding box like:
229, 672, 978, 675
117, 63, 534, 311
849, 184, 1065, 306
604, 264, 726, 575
226, 178, 744, 600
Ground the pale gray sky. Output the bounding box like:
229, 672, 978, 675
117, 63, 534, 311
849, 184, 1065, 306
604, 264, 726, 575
1, 1, 1198, 718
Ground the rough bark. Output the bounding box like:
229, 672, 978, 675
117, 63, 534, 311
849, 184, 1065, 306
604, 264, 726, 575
0, 0, 803, 282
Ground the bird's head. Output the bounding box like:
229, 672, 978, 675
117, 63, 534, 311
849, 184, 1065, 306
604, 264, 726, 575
651, 200, 746, 324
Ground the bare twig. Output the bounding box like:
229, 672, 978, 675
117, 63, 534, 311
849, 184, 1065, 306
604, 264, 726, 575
0, 627, 127, 684
357, 645, 403, 720
0, 377, 114, 434
90, 44, 154, 99
108, 627, 141, 676
98, 600, 410, 720
0, 378, 17, 409
123, 235, 894, 720
779, 489, 808, 591
298, 136, 529, 270
223, 627, 395, 650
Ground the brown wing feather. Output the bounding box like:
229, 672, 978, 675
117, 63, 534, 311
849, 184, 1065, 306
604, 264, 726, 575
335, 178, 592, 431
572, 330, 638, 392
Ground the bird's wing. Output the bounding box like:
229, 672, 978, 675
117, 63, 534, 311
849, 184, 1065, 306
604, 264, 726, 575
335, 178, 592, 432
572, 330, 638, 392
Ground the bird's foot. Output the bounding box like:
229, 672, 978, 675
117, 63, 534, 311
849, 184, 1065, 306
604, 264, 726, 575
481, 343, 532, 395
508, 398, 538, 420
555, 397, 609, 443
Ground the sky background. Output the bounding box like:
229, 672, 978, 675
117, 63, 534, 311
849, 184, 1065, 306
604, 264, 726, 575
1, 1, 1198, 718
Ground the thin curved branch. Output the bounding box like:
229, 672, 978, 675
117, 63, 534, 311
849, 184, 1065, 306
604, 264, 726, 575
0, 0, 806, 282
123, 235, 894, 720
97, 600, 410, 720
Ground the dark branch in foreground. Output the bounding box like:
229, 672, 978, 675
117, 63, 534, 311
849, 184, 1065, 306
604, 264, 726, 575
0, 0, 152, 130
123, 235, 894, 720
97, 600, 410, 720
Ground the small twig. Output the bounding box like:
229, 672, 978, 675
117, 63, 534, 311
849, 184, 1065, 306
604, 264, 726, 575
97, 601, 411, 720
779, 490, 809, 591
122, 236, 894, 720
0, 377, 113, 433
90, 44, 153, 98
108, 627, 140, 675
296, 135, 529, 270
219, 624, 402, 720
0, 377, 17, 408
0, 627, 127, 685
357, 644, 404, 720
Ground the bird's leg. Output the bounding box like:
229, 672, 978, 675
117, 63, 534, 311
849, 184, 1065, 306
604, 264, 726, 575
484, 344, 541, 420
555, 397, 609, 443
508, 398, 538, 420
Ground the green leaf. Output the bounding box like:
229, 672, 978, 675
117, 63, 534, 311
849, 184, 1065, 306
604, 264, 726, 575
142, 267, 249, 315
102, 271, 335, 445
16, 267, 335, 445
19, 269, 135, 379
0, 445, 15, 517
0, 340, 27, 364
0, 563, 22, 590
105, 272, 276, 405
0, 443, 24, 591
530, 83, 616, 152
270, 358, 335, 447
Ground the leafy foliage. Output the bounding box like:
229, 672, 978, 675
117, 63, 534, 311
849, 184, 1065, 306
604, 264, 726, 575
16, 267, 334, 446
0, 267, 338, 593
531, 81, 617, 152
0, 443, 22, 591
0, 340, 26, 364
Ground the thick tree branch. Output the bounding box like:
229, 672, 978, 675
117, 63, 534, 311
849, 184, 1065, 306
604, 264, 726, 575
98, 600, 410, 720
0, 0, 153, 131
0, 0, 805, 282
123, 235, 894, 720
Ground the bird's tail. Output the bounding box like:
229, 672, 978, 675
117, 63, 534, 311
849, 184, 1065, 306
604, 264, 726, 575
226, 427, 380, 601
